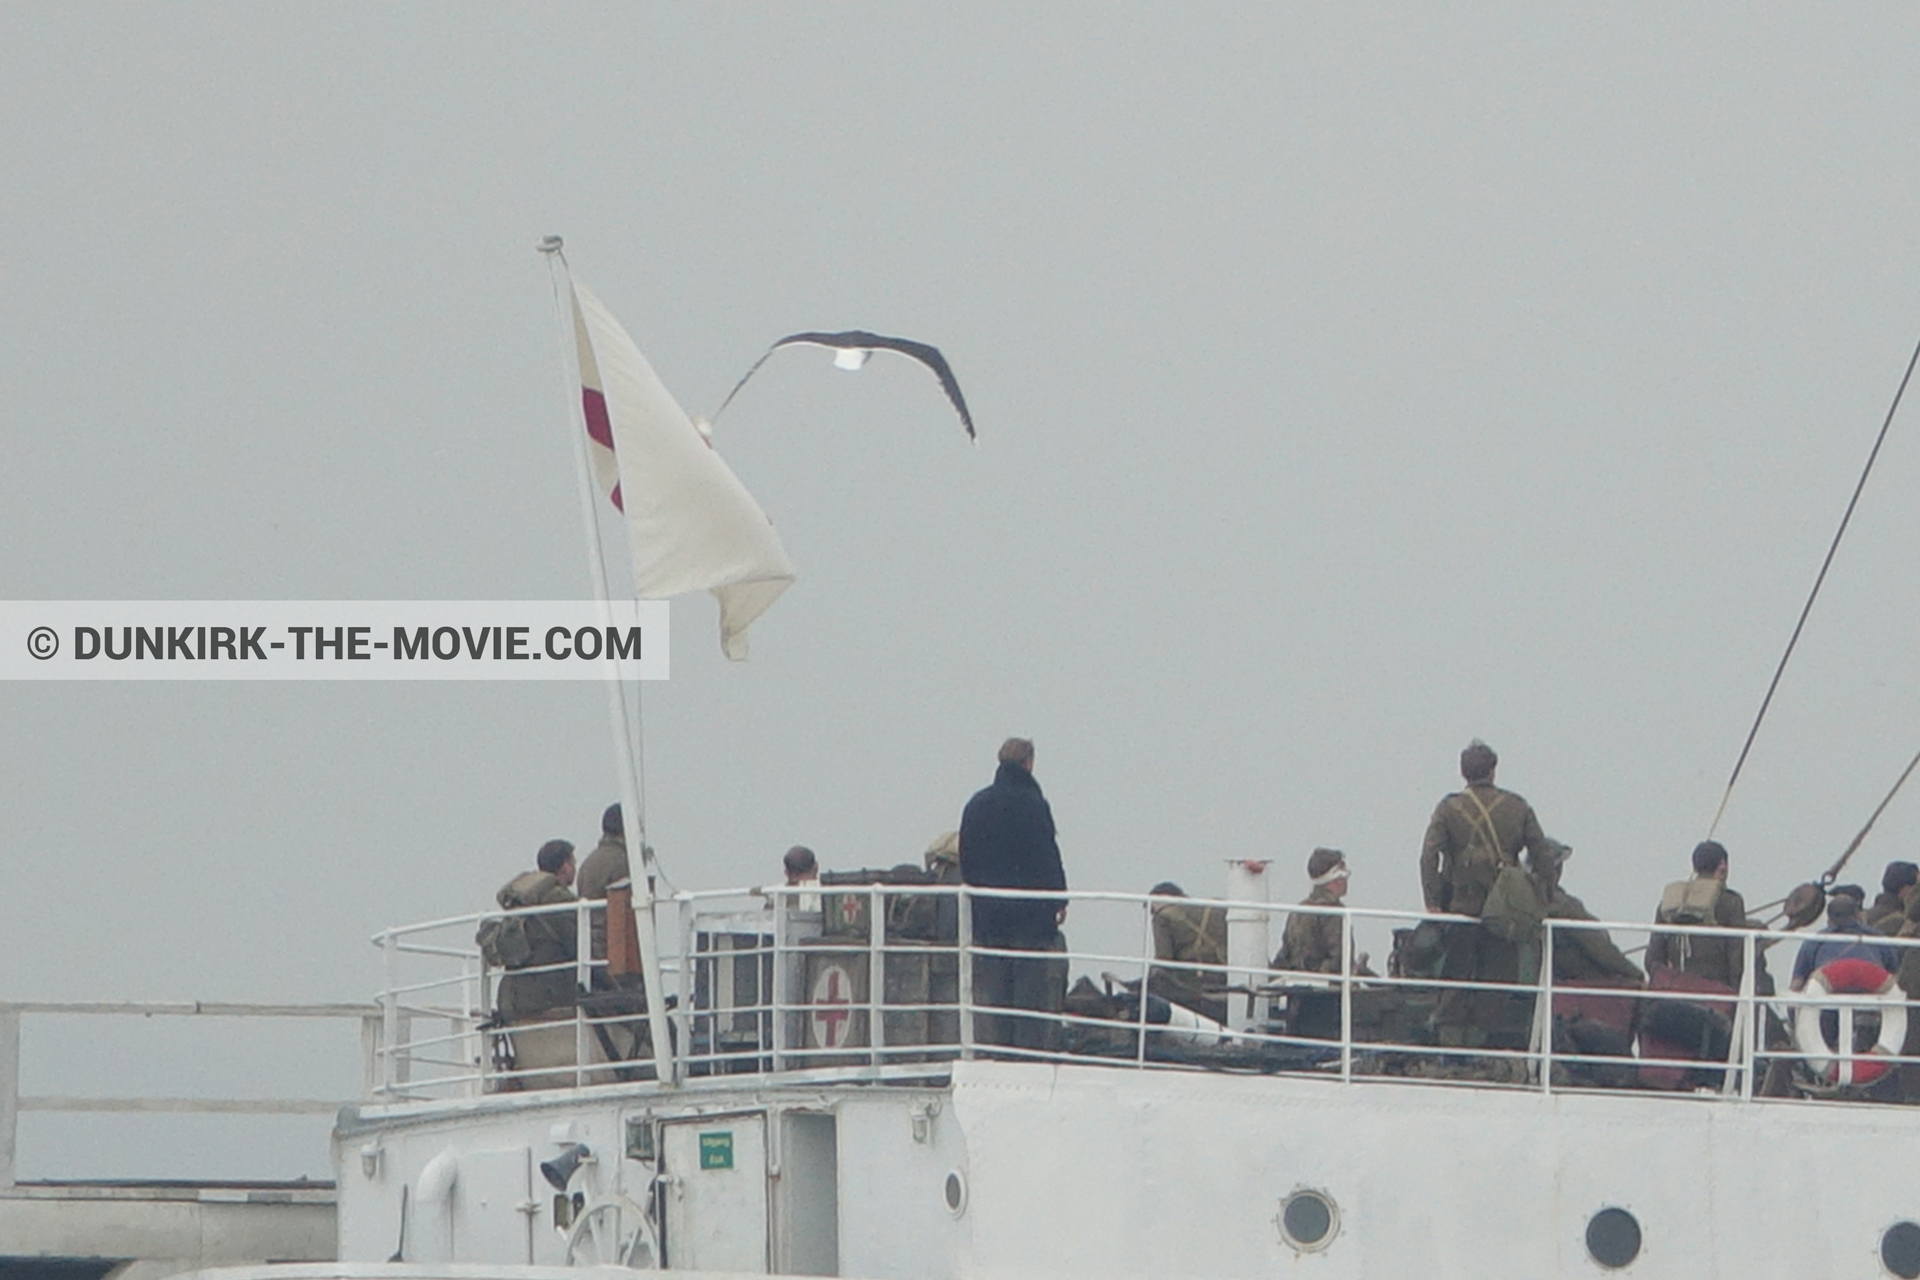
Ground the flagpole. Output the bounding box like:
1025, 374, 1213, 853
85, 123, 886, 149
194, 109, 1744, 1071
540, 236, 678, 1086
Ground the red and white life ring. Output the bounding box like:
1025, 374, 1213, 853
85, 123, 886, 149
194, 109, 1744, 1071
1792, 957, 1908, 1086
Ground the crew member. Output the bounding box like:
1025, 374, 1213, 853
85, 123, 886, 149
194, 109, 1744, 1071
923, 831, 962, 882
783, 844, 823, 913
575, 803, 628, 962
959, 737, 1068, 1052
1149, 882, 1229, 1022
1275, 849, 1352, 975
1870, 862, 1920, 933
492, 839, 579, 1020
923, 830, 963, 941
1790, 894, 1898, 991
1418, 739, 1552, 1049
1646, 841, 1750, 991
1533, 841, 1642, 984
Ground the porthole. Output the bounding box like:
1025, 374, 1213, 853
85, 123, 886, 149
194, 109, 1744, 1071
1585, 1207, 1642, 1270
1882, 1220, 1920, 1279
1278, 1189, 1339, 1253
943, 1170, 968, 1217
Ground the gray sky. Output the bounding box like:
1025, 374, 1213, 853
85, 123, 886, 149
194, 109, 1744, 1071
6, 4, 1920, 1175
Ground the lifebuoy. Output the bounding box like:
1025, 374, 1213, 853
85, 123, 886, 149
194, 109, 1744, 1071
1792, 957, 1908, 1086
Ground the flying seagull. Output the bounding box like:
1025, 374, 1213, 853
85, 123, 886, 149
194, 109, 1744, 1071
712, 330, 976, 439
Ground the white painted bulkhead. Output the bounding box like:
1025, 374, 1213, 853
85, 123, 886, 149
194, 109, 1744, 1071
947, 1061, 1910, 1279
332, 1082, 967, 1278
336, 1059, 1919, 1279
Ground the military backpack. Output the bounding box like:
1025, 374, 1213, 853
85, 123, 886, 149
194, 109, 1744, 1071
1655, 877, 1723, 969
476, 914, 534, 969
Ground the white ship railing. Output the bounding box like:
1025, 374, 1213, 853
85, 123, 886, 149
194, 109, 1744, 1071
0, 1000, 378, 1190
367, 886, 1920, 1108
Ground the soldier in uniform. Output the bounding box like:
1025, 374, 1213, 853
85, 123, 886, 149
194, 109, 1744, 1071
575, 802, 629, 972
1275, 849, 1352, 976
1532, 841, 1643, 985
1148, 882, 1229, 1023
1645, 840, 1751, 990
1419, 740, 1552, 1049
492, 839, 580, 1020
1870, 862, 1919, 933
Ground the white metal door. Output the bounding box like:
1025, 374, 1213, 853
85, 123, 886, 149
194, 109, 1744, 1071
662, 1114, 768, 1273
452, 1146, 532, 1263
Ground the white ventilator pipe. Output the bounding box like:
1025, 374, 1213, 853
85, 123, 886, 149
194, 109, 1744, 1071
1224, 859, 1272, 1031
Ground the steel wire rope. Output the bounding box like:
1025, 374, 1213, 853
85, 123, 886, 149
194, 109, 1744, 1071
1707, 330, 1920, 838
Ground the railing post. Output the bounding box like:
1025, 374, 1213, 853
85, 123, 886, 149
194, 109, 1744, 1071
0, 1009, 19, 1190
1536, 922, 1555, 1093
360, 1012, 384, 1100
1731, 929, 1758, 1100
771, 889, 789, 1072
866, 885, 884, 1067
677, 896, 695, 1079
957, 890, 975, 1060
575, 900, 591, 1089
1338, 906, 1354, 1083
459, 956, 481, 1098
1136, 897, 1154, 1067
380, 931, 399, 1097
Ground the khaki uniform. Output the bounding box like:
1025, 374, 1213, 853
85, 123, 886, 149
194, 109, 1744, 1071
1153, 901, 1228, 973
494, 870, 578, 1020
575, 832, 629, 962
1420, 783, 1550, 1048
1645, 878, 1749, 991
1545, 888, 1644, 984
1276, 886, 1345, 974
1149, 900, 1229, 1023
1868, 890, 1908, 935
1420, 783, 1550, 916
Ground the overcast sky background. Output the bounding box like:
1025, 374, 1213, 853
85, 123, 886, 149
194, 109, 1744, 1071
6, 5, 1920, 1178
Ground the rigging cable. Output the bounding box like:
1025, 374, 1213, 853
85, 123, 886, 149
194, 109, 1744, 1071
1817, 740, 1920, 888
1706, 330, 1920, 838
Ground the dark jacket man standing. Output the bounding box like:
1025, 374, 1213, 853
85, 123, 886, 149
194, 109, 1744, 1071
959, 737, 1068, 1050
960, 738, 1067, 944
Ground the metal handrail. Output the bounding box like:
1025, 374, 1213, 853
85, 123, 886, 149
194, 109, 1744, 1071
0, 1000, 377, 1189
365, 885, 1920, 1106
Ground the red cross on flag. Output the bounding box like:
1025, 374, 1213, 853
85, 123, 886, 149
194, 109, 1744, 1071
568, 278, 796, 660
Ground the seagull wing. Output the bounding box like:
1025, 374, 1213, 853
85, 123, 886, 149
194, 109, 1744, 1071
712, 330, 976, 439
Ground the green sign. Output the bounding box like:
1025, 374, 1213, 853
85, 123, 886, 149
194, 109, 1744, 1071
698, 1131, 734, 1170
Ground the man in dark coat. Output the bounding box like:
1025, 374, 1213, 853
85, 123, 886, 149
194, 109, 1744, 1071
960, 737, 1068, 1051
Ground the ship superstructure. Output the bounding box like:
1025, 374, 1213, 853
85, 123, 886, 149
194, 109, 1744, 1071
332, 873, 1920, 1279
